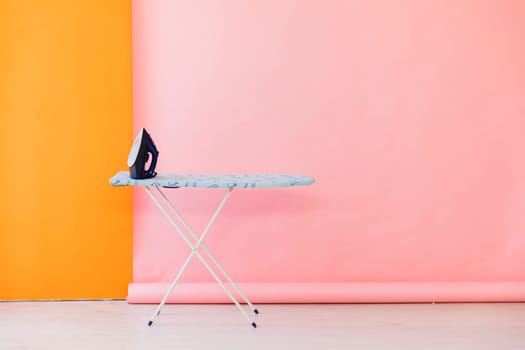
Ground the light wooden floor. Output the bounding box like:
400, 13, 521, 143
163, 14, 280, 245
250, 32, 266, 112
0, 301, 524, 349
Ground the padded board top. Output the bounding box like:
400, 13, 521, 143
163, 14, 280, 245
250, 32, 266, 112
110, 171, 315, 188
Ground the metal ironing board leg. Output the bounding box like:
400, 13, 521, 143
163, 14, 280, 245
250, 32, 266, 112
144, 186, 257, 328
154, 186, 259, 315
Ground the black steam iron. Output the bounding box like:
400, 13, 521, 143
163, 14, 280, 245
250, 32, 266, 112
127, 128, 159, 179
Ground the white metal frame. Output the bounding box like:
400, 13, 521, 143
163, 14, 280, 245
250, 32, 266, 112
143, 185, 259, 328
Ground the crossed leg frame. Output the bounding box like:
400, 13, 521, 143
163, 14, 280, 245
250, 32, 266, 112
143, 186, 259, 328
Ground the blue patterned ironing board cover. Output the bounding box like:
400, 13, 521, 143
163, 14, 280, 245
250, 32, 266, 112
110, 171, 315, 188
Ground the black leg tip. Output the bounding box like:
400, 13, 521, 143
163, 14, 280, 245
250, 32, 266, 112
254, 309, 259, 315
251, 322, 257, 328
148, 320, 153, 326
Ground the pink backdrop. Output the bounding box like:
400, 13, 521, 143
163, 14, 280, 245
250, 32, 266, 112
130, 0, 525, 302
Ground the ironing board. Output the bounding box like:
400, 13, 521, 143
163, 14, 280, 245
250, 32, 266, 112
110, 171, 315, 328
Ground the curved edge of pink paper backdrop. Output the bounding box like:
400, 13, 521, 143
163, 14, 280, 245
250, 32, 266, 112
127, 282, 525, 304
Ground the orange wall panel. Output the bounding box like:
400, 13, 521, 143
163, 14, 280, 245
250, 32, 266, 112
0, 1, 132, 299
